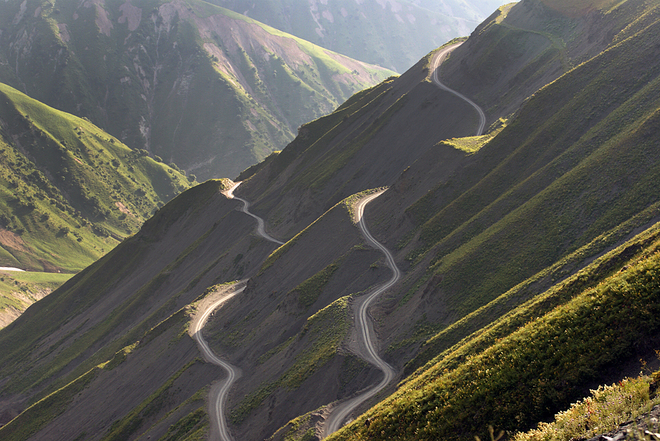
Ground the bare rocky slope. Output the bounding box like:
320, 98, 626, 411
0, 0, 393, 180
2, 0, 660, 440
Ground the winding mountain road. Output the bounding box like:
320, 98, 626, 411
192, 183, 284, 441
431, 43, 486, 136
191, 284, 246, 441
200, 47, 483, 436
227, 182, 284, 245
325, 191, 399, 436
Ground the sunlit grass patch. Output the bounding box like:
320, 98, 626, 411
515, 374, 660, 441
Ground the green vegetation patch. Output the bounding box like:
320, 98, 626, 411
160, 407, 209, 441
0, 82, 191, 272
0, 271, 72, 321
406, 201, 660, 375
288, 258, 343, 309
329, 242, 660, 441
515, 374, 660, 441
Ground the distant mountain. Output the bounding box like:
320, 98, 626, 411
410, 0, 511, 20
214, 0, 509, 72
2, 0, 660, 440
0, 81, 191, 326
0, 0, 393, 180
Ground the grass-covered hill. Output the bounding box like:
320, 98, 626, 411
0, 81, 191, 326
2, 0, 660, 440
0, 0, 393, 180
322, 0, 660, 438
211, 0, 508, 72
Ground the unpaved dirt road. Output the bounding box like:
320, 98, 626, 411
431, 43, 486, 136
324, 191, 399, 436
191, 282, 246, 441
226, 182, 284, 245
193, 185, 284, 441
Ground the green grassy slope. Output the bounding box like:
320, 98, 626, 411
0, 0, 392, 180
0, 271, 73, 328
314, 1, 660, 438
0, 80, 191, 326
328, 225, 660, 441
0, 82, 191, 272
392, 4, 660, 326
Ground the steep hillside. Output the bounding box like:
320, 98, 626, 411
213, 0, 508, 72
0, 81, 191, 327
0, 0, 393, 180
229, 0, 660, 437
235, 0, 645, 242
2, 0, 660, 440
0, 179, 281, 437
329, 220, 660, 441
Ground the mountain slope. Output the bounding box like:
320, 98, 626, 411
0, 179, 281, 437
0, 80, 191, 326
212, 0, 508, 72
3, 0, 660, 440
0, 0, 393, 180
224, 0, 660, 437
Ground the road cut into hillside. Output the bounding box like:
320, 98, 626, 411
324, 191, 399, 436
191, 282, 246, 441
193, 183, 285, 441
431, 43, 486, 136
226, 182, 284, 245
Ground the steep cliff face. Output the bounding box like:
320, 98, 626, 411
0, 0, 393, 179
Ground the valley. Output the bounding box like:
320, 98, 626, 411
2, 0, 660, 440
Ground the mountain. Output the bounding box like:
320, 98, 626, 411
410, 0, 512, 20
0, 0, 393, 180
0, 80, 192, 327
3, 0, 660, 440
212, 0, 509, 72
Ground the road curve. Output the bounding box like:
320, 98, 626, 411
191, 284, 246, 441
431, 43, 487, 136
325, 191, 399, 436
194, 185, 283, 441
226, 182, 284, 245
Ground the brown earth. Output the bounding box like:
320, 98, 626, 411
0, 229, 29, 254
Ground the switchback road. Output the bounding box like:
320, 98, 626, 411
226, 182, 284, 245
431, 43, 486, 136
194, 184, 284, 441
191, 283, 246, 441
325, 191, 399, 436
